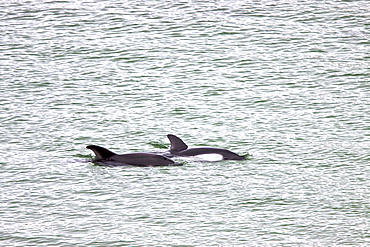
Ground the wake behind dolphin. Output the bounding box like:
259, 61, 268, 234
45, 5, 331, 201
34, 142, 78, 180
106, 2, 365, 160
166, 134, 246, 161
86, 145, 179, 166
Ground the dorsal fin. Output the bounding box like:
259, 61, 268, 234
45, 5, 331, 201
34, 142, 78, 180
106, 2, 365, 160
167, 134, 188, 152
86, 145, 117, 159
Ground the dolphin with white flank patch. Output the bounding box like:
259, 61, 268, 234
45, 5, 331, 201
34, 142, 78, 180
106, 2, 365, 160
166, 134, 246, 161
86, 145, 179, 166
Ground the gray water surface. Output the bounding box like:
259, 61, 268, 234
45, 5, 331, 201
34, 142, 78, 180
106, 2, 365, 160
1, 0, 369, 246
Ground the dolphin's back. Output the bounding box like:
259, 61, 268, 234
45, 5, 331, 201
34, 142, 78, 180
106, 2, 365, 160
86, 145, 177, 166
113, 153, 175, 166
180, 148, 246, 160
166, 134, 246, 161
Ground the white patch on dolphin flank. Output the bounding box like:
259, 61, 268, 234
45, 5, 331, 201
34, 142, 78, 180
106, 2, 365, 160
194, 153, 224, 162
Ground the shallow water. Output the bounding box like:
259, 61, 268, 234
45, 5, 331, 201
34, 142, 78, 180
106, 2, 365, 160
1, 0, 369, 245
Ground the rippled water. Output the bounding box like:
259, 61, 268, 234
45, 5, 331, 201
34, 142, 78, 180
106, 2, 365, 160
1, 0, 369, 245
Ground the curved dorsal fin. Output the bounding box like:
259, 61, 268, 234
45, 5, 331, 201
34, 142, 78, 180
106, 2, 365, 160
167, 134, 188, 152
86, 145, 117, 159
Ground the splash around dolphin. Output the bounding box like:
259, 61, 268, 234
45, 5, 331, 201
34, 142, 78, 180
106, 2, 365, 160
86, 145, 180, 166
166, 134, 246, 161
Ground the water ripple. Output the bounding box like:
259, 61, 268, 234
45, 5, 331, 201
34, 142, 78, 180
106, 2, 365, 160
1, 0, 369, 245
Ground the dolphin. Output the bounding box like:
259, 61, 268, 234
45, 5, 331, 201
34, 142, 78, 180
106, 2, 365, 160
86, 145, 179, 166
166, 134, 246, 161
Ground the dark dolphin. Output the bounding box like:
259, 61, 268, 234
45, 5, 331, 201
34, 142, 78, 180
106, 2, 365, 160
86, 145, 179, 166
166, 134, 246, 160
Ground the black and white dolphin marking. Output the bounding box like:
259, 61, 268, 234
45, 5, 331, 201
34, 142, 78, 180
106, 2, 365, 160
86, 145, 178, 166
166, 134, 246, 161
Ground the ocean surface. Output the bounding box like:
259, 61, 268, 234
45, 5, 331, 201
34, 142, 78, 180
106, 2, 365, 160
1, 0, 369, 246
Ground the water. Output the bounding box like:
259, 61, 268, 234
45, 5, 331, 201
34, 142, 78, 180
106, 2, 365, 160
1, 0, 369, 245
